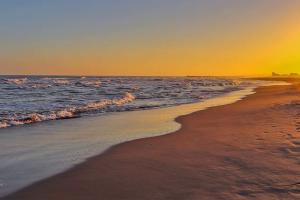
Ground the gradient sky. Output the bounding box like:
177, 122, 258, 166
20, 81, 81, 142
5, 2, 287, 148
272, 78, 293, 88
0, 0, 300, 76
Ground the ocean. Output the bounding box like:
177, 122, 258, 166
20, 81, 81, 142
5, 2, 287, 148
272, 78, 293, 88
0, 76, 247, 129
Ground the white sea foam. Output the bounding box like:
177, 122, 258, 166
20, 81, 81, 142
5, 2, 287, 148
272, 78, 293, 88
79, 92, 135, 111
41, 77, 70, 85
52, 79, 70, 85
0, 121, 9, 128
77, 80, 102, 87
6, 78, 28, 85
0, 93, 135, 128
55, 110, 75, 118
112, 92, 135, 105
31, 84, 52, 89
9, 120, 24, 126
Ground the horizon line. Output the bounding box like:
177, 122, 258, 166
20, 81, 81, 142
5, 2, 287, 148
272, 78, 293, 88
0, 73, 271, 78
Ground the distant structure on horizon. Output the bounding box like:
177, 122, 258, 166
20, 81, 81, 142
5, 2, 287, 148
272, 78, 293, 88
272, 72, 299, 77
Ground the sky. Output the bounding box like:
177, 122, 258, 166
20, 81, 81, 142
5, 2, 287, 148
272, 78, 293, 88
0, 0, 300, 76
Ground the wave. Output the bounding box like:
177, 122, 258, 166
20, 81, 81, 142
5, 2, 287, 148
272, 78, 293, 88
75, 80, 102, 88
42, 78, 71, 85
4, 77, 70, 88
4, 77, 105, 89
80, 92, 135, 111
0, 92, 135, 128
6, 78, 28, 85
0, 121, 9, 128
31, 84, 52, 89
52, 79, 70, 85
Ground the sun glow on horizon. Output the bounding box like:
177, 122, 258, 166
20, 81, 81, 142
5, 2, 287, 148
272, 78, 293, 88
0, 0, 299, 76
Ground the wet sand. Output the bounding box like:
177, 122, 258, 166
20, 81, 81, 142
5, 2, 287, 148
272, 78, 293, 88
3, 83, 300, 200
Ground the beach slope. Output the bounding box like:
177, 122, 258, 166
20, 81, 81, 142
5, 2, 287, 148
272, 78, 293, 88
3, 84, 300, 200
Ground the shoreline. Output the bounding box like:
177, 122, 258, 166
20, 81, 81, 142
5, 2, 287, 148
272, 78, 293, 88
0, 82, 263, 197
3, 82, 300, 199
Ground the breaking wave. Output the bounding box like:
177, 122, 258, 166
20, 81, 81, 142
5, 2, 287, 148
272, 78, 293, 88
75, 80, 102, 87
6, 78, 28, 85
0, 92, 135, 128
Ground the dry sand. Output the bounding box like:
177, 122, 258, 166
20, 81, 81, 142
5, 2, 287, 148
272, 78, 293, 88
3, 83, 300, 200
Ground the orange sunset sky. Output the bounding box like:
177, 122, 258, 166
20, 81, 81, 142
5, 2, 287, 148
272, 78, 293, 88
0, 0, 300, 76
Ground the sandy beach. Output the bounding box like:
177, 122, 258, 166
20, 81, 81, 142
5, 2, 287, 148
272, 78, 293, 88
3, 82, 300, 200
